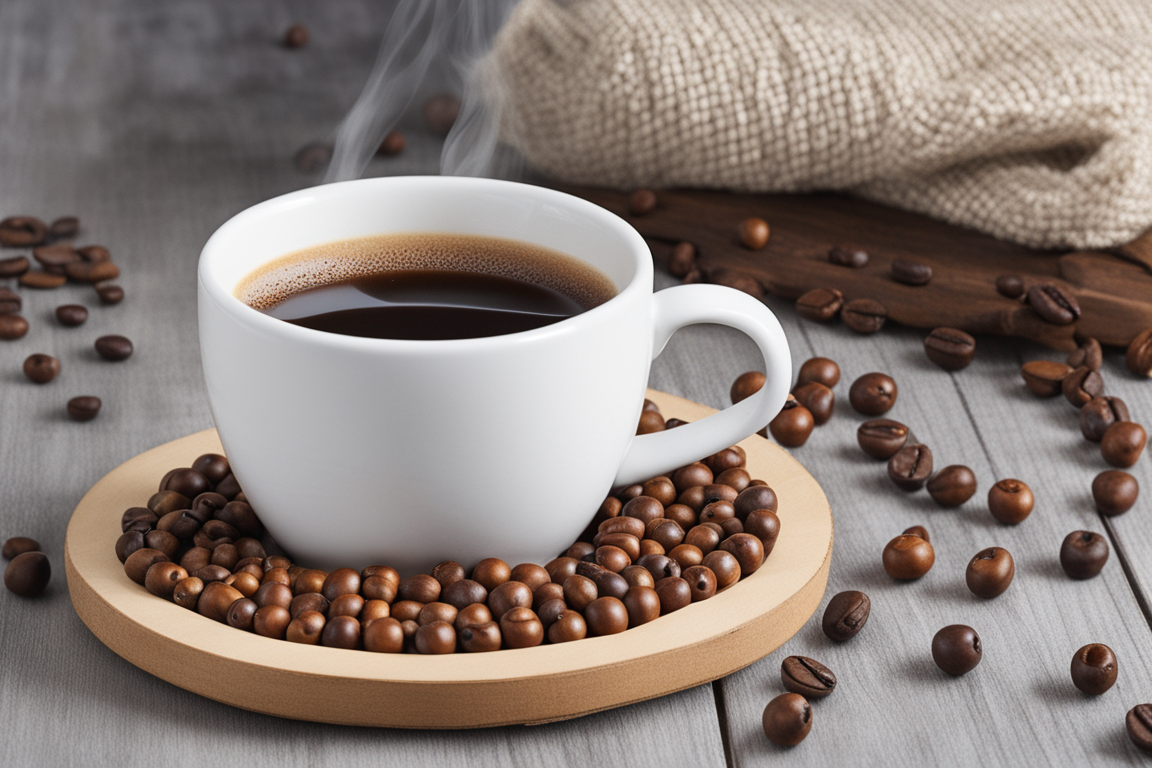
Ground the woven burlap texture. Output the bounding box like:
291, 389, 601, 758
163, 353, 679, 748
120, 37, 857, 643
486, 0, 1152, 249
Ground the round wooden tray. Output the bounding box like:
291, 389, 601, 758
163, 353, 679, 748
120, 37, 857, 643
65, 389, 832, 728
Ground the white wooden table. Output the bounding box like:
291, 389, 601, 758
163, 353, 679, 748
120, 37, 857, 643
0, 1, 1149, 764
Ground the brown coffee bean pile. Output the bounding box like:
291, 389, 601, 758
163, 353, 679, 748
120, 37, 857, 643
115, 420, 783, 654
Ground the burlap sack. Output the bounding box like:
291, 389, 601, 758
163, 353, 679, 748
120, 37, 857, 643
487, 0, 1152, 250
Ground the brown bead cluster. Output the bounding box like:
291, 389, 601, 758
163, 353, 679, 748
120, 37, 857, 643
115, 421, 782, 654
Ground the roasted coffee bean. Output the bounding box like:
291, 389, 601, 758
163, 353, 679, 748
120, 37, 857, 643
20, 270, 66, 289
680, 564, 716, 601
120, 507, 156, 534
149, 490, 190, 516
455, 602, 492, 631
226, 597, 258, 632
65, 259, 119, 283
1019, 360, 1072, 398
546, 610, 588, 643
0, 314, 29, 340
192, 453, 230, 486
584, 595, 629, 635
888, 444, 933, 492
1028, 283, 1081, 324
667, 242, 697, 278
578, 562, 629, 600
620, 565, 655, 590
254, 582, 294, 610
376, 130, 406, 156
730, 371, 765, 405
655, 577, 691, 613
173, 576, 203, 610
292, 568, 326, 596
562, 573, 598, 611
924, 327, 976, 371
124, 548, 169, 585
926, 465, 977, 507
761, 693, 812, 747
636, 554, 681, 583
1071, 644, 1117, 695
54, 304, 88, 327
882, 534, 935, 580
965, 547, 1014, 598
1092, 470, 1139, 516
714, 468, 750, 492
646, 520, 684, 551
3, 537, 41, 560
508, 563, 550, 593
841, 298, 887, 333
795, 288, 844, 322
95, 334, 133, 362
1101, 422, 1146, 468
0, 216, 47, 246
471, 558, 511, 591
734, 485, 778, 518
322, 568, 361, 601
619, 586, 659, 627
702, 550, 740, 590
4, 551, 50, 597
796, 357, 840, 388
198, 581, 244, 623
412, 620, 453, 654
768, 397, 814, 447
500, 606, 543, 648
1068, 338, 1103, 371
711, 268, 764, 298
781, 656, 836, 699
636, 409, 665, 434
673, 462, 714, 493
744, 510, 781, 555
0, 255, 30, 278
719, 533, 765, 576
995, 274, 1025, 298
1062, 366, 1103, 408
22, 354, 59, 384
822, 590, 870, 642
390, 600, 424, 624
252, 605, 291, 639
620, 496, 664, 527
737, 217, 770, 249
988, 479, 1033, 524
194, 564, 231, 584
48, 216, 79, 239
903, 525, 929, 541
289, 592, 329, 619
828, 244, 868, 268
423, 94, 460, 135
284, 23, 308, 47
286, 611, 326, 645
67, 395, 103, 420
856, 418, 909, 459
144, 530, 180, 559
488, 580, 533, 619
1080, 397, 1130, 442
0, 287, 21, 314
1128, 328, 1152, 377
455, 620, 499, 652
32, 242, 79, 273
178, 547, 210, 573
891, 259, 932, 286
163, 468, 209, 499
628, 189, 658, 216
96, 284, 124, 305
545, 556, 579, 584
932, 625, 982, 675
398, 573, 440, 604
849, 372, 898, 415
1126, 705, 1152, 753
76, 245, 109, 263
641, 476, 677, 507
792, 382, 834, 425
1060, 531, 1109, 579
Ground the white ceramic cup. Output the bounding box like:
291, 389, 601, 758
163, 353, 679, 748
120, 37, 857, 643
198, 176, 791, 574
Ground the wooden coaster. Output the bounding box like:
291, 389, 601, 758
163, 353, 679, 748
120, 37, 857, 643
65, 389, 832, 728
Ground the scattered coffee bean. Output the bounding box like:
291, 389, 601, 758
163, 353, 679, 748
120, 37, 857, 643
0, 314, 29, 340
987, 479, 1033, 525
995, 274, 1025, 298
0, 255, 30, 278
1126, 705, 1152, 753
1060, 531, 1108, 579
841, 298, 887, 333
96, 284, 124, 305
667, 242, 696, 278
1100, 422, 1146, 468
55, 304, 88, 327
828, 244, 868, 268
1068, 338, 1102, 371
65, 259, 119, 283
0, 216, 47, 246
423, 94, 461, 136
628, 189, 658, 216
1027, 283, 1080, 324
1092, 470, 1139, 516
2, 537, 41, 560
924, 327, 976, 371
882, 534, 935, 579
890, 258, 932, 286
849, 372, 898, 415
795, 357, 840, 388
792, 382, 834, 425
932, 625, 982, 675
67, 396, 101, 421
857, 419, 909, 459
1080, 397, 1130, 443
48, 216, 79, 239
19, 270, 66, 289
4, 551, 50, 597
32, 242, 79, 273
23, 354, 59, 384
284, 23, 308, 48
965, 547, 1014, 598
1070, 644, 1117, 695
1061, 365, 1104, 409
761, 693, 812, 747
737, 217, 770, 250
709, 268, 763, 299
1127, 328, 1152, 377
926, 465, 977, 507
730, 371, 765, 404
888, 444, 933, 492
781, 656, 836, 699
767, 397, 814, 447
76, 245, 110, 263
903, 525, 929, 541
294, 141, 332, 173
377, 131, 406, 156
822, 590, 870, 642
795, 288, 844, 323
1020, 360, 1073, 397
0, 287, 21, 314
95, 335, 133, 362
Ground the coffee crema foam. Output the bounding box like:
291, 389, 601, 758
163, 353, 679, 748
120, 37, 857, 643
236, 232, 617, 311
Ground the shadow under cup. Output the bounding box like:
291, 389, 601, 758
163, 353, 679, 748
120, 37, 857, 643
198, 176, 656, 575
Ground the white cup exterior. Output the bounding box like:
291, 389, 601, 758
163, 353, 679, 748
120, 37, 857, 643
198, 177, 791, 574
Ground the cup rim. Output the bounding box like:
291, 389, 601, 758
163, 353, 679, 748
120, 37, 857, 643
198, 176, 652, 352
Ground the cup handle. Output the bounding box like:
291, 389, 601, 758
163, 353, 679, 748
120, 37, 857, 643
613, 284, 792, 487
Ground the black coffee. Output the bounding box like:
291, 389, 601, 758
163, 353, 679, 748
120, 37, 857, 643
238, 233, 616, 341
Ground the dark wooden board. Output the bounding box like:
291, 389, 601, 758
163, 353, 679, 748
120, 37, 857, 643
559, 186, 1152, 352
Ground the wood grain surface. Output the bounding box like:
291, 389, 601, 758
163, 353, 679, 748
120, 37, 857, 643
1, 0, 1151, 765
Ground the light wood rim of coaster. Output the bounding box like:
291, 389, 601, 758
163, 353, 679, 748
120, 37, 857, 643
65, 389, 833, 729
